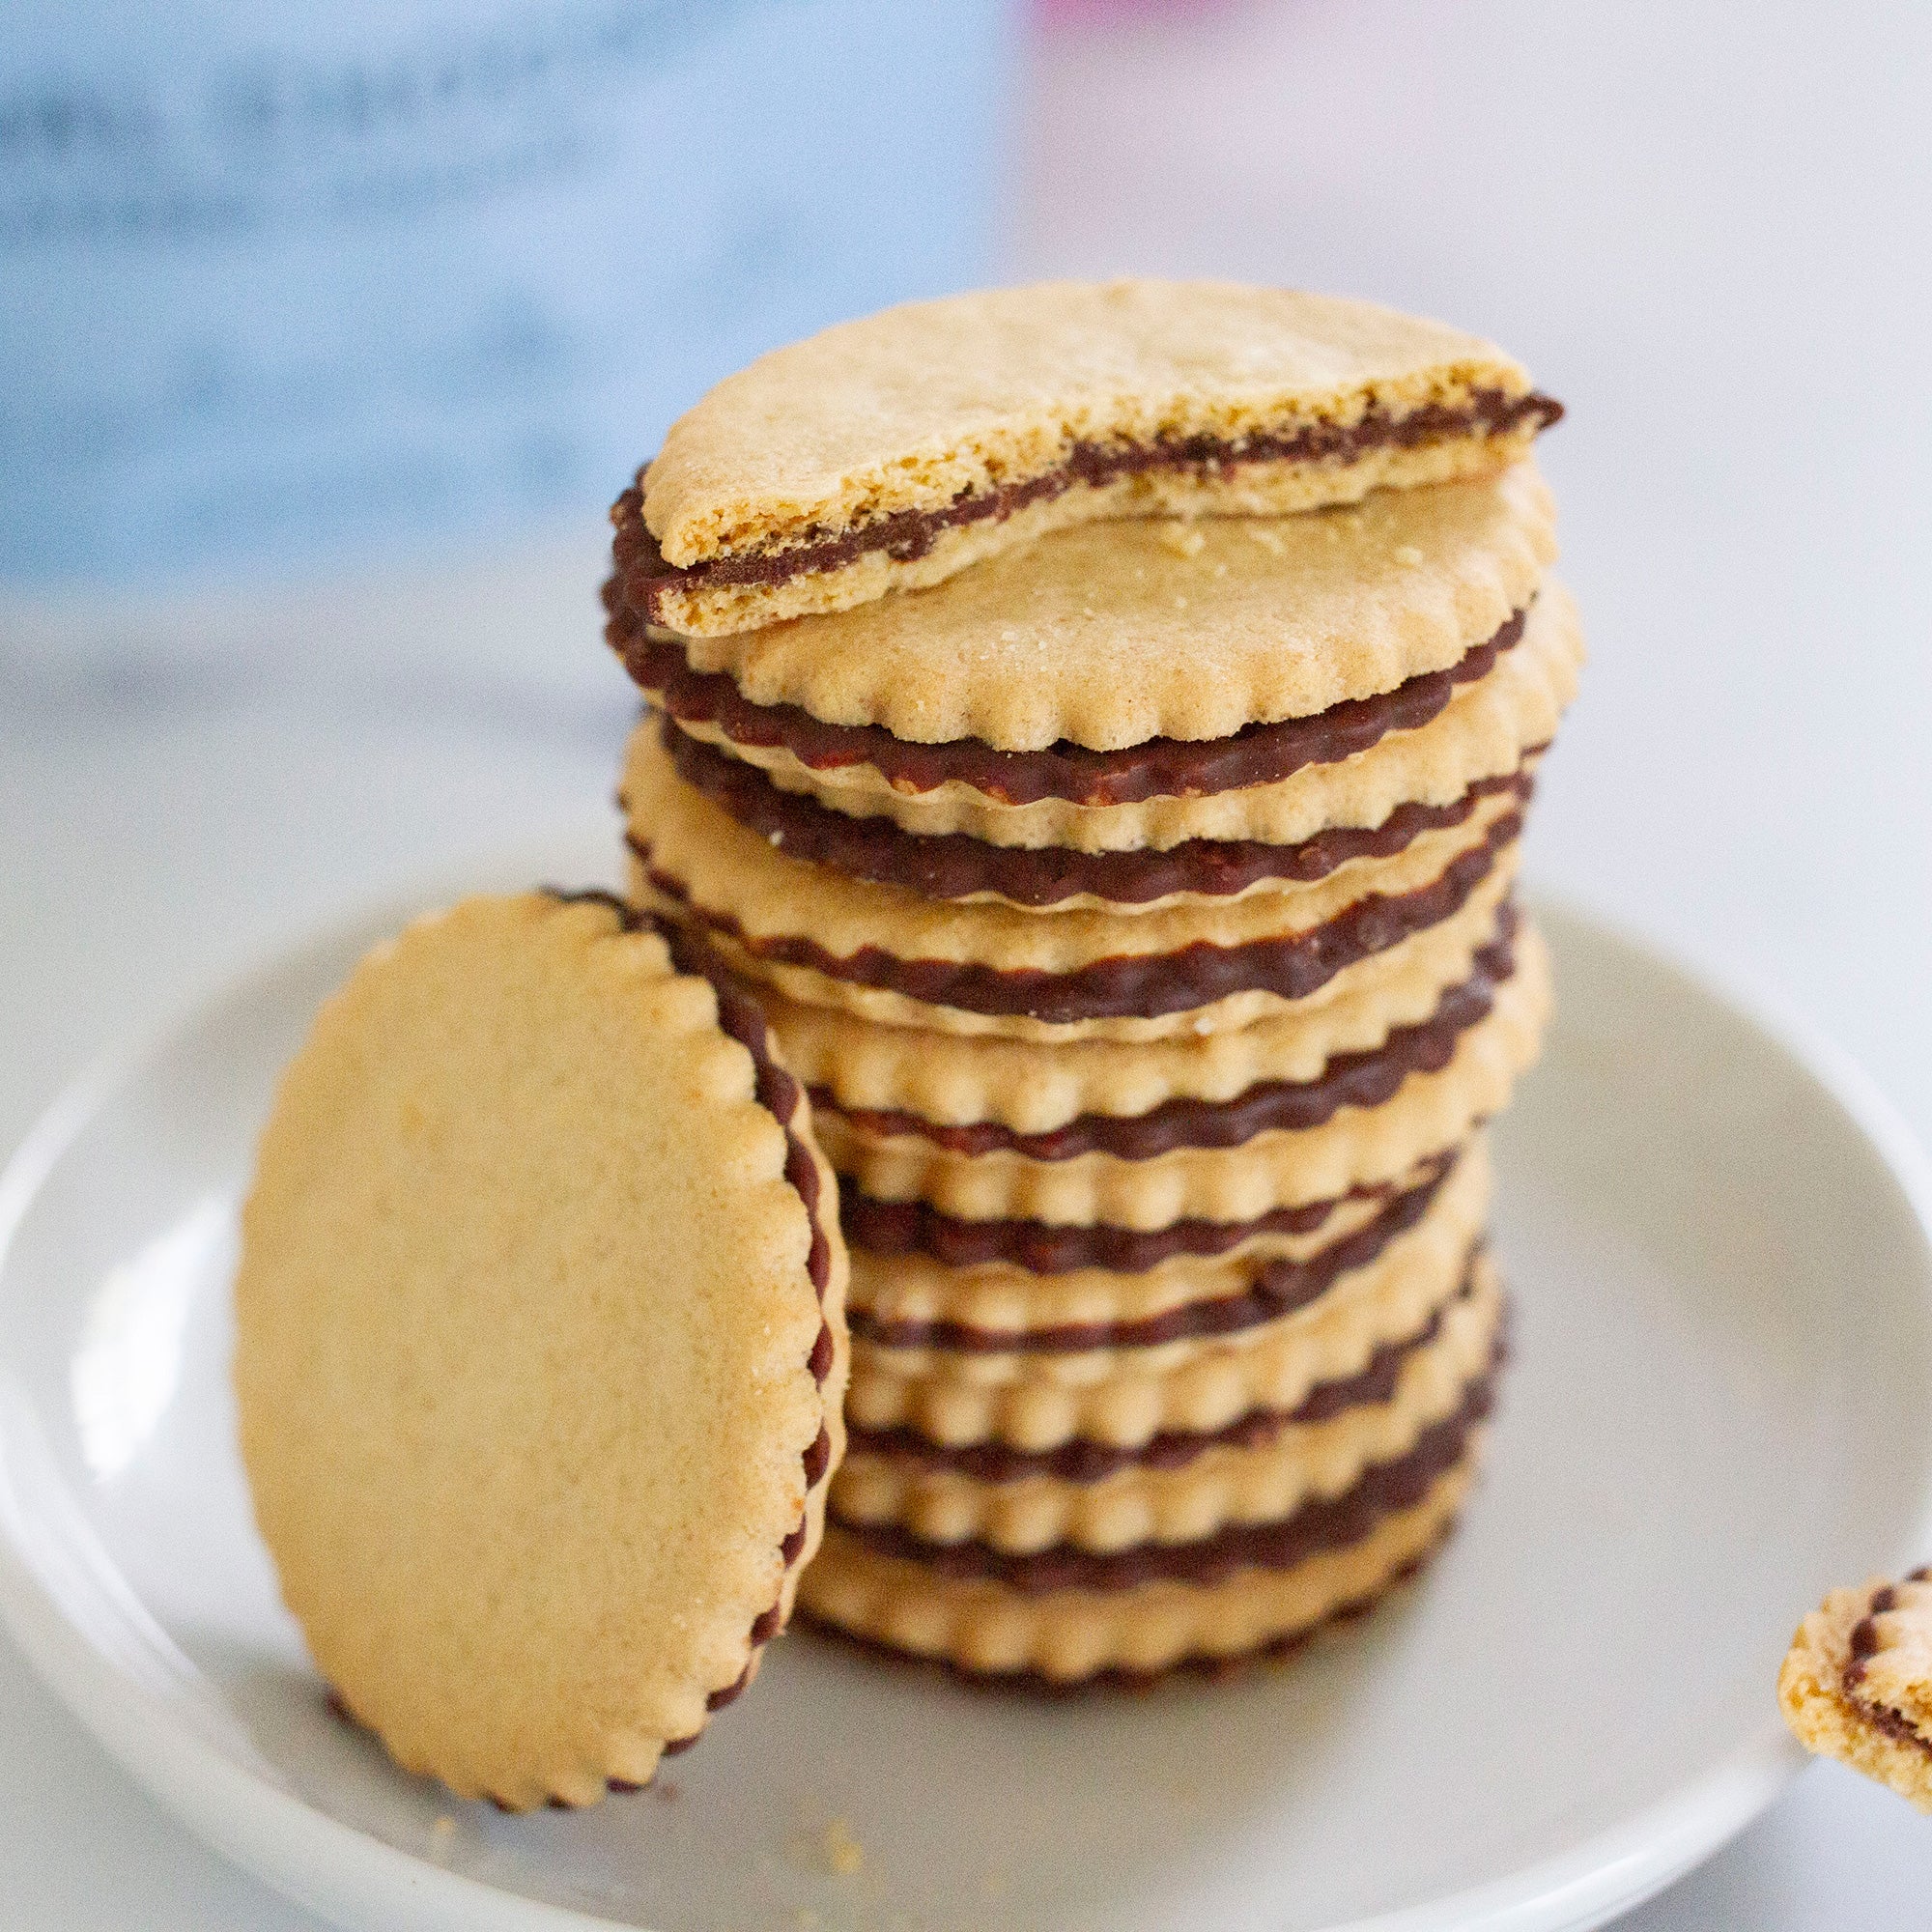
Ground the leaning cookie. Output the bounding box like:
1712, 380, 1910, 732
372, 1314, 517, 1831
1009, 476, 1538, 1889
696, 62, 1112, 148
617, 280, 1561, 637
1779, 1570, 1932, 1812
233, 892, 848, 1810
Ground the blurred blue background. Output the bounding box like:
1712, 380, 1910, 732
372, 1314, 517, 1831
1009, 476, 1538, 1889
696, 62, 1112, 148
1, 0, 1013, 582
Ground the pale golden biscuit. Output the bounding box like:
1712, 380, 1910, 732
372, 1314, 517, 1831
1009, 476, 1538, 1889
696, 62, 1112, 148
850, 1135, 1487, 1388
1779, 1571, 1932, 1812
842, 1153, 1451, 1338
845, 1152, 1489, 1455
637, 844, 1520, 1048
662, 578, 1582, 854
832, 1263, 1502, 1553
769, 890, 1529, 1131
622, 712, 1520, 965
816, 922, 1545, 1228
798, 1452, 1480, 1683
625, 734, 1523, 1045
625, 465, 1552, 749
233, 893, 849, 1810
655, 712, 1537, 920
622, 281, 1559, 636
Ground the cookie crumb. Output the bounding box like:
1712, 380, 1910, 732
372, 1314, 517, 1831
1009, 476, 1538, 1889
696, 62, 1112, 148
1394, 544, 1425, 565
1245, 525, 1286, 554
823, 1818, 865, 1876
1156, 523, 1206, 558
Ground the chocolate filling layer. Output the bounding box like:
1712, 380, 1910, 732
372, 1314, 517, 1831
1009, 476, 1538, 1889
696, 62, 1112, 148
846, 1264, 1486, 1485
609, 591, 1526, 807
661, 713, 1537, 906
834, 1357, 1496, 1595
848, 1161, 1455, 1354
540, 890, 835, 1756
843, 1157, 1454, 1276
814, 905, 1519, 1162
635, 808, 1519, 1025
611, 388, 1563, 616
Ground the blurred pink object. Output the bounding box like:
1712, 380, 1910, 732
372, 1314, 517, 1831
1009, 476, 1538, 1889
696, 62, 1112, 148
1035, 0, 1236, 22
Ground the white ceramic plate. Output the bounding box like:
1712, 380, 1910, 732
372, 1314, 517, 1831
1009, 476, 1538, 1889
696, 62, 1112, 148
1, 835, 1929, 1932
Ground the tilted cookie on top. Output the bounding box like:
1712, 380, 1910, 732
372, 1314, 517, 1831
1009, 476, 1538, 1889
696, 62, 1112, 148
613, 280, 1562, 638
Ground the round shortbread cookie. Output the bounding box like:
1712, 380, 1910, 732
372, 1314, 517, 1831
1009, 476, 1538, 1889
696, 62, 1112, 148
841, 1151, 1456, 1341
660, 712, 1536, 918
636, 840, 1521, 1047
626, 741, 1523, 1044
621, 464, 1552, 748
620, 280, 1558, 639
845, 1146, 1453, 1300
830, 1261, 1502, 1553
847, 1226, 1488, 1454
798, 1449, 1480, 1683
816, 921, 1545, 1228
233, 893, 850, 1810
848, 1136, 1487, 1389
845, 1159, 1489, 1460
649, 577, 1581, 847
768, 889, 1526, 1131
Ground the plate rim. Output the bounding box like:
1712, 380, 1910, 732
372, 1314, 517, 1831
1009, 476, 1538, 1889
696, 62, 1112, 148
0, 868, 1929, 1932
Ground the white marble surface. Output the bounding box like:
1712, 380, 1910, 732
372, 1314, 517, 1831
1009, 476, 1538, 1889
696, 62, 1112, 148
5, 0, 1932, 1919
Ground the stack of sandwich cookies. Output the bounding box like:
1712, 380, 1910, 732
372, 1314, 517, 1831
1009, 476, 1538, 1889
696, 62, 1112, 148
609, 282, 1577, 1685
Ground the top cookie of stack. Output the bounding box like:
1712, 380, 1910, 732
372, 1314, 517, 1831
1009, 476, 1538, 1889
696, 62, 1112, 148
613, 279, 1561, 639
609, 280, 1577, 1685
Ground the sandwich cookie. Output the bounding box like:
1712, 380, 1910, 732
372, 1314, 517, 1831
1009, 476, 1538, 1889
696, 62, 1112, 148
844, 1141, 1491, 1451
799, 1407, 1490, 1684
810, 908, 1546, 1229
763, 891, 1532, 1131
1780, 1569, 1932, 1811
615, 458, 1553, 749
233, 892, 848, 1809
643, 583, 1578, 858
840, 1148, 1458, 1343
614, 280, 1561, 637
831, 1254, 1506, 1554
629, 580, 1578, 857
625, 729, 1525, 1044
